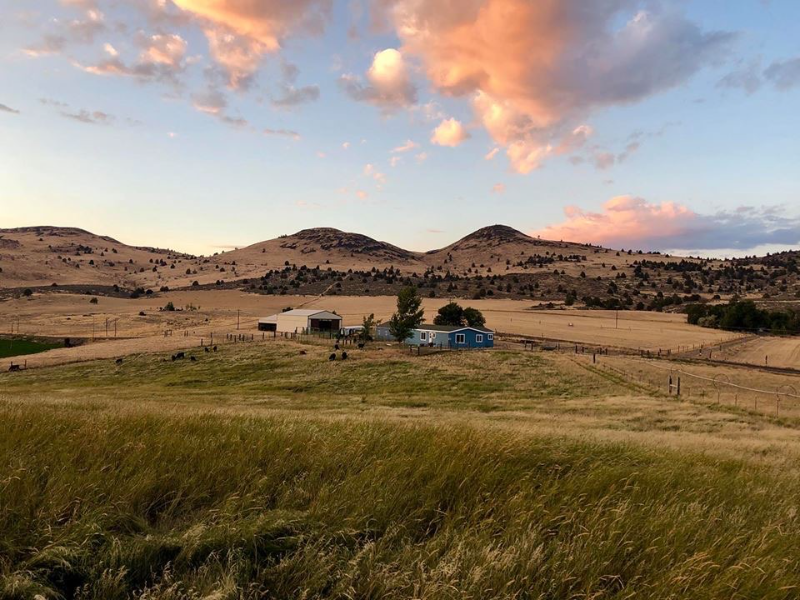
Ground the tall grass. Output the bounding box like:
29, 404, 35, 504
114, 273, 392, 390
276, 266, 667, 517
1, 402, 799, 599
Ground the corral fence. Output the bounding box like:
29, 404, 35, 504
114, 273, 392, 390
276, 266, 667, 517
584, 353, 800, 418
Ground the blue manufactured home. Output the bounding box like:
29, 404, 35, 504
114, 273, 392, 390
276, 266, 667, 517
375, 323, 494, 349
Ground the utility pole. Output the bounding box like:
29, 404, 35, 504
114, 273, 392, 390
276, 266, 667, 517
237, 309, 240, 330
615, 310, 619, 329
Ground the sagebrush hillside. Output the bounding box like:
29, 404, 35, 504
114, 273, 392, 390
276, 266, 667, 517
2, 226, 798, 308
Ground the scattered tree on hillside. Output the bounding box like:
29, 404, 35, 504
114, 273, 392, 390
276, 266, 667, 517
389, 286, 424, 342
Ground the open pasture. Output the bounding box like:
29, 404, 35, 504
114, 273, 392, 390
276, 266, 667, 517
3, 338, 800, 597
0, 291, 743, 371
4, 338, 800, 463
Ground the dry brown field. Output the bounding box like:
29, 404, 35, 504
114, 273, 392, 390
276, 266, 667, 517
1, 290, 743, 370
707, 335, 800, 369
587, 352, 800, 421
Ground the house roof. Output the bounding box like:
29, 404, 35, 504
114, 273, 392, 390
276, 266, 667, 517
376, 323, 492, 333
415, 324, 493, 334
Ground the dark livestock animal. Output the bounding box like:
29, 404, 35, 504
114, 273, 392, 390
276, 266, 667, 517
115, 358, 123, 365
329, 353, 336, 361
341, 352, 348, 360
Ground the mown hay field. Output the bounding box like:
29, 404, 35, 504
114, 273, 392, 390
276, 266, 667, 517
3, 340, 800, 598
711, 335, 800, 369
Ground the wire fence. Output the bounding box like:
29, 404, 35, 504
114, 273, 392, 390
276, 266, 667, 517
584, 353, 800, 418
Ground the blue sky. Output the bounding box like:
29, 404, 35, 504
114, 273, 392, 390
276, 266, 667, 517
1, 0, 799, 256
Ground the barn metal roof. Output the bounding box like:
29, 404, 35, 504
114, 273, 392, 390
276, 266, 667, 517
260, 309, 341, 321
281, 309, 340, 318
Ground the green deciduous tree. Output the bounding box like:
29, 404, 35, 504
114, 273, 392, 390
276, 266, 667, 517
433, 302, 464, 326
463, 307, 486, 327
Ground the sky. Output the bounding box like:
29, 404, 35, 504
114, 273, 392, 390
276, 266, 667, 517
1, 0, 799, 257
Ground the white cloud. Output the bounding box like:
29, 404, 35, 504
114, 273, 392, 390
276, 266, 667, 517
340, 48, 417, 110
431, 117, 469, 147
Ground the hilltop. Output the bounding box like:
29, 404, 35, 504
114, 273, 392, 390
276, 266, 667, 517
208, 228, 424, 283
423, 225, 615, 274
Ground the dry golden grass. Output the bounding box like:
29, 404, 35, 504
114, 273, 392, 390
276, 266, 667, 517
1, 292, 743, 370
708, 335, 800, 369
4, 337, 800, 596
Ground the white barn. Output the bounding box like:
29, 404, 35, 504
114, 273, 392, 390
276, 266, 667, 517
258, 309, 342, 334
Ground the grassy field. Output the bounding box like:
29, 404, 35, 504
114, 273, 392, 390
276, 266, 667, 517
0, 337, 61, 360
3, 341, 800, 598
0, 291, 739, 356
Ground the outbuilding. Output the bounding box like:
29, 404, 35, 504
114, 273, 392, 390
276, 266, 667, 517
375, 323, 494, 349
258, 309, 342, 334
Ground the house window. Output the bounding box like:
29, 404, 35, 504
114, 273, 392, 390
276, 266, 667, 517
476, 334, 483, 343
419, 331, 427, 341
431, 333, 437, 339
488, 334, 494, 341
455, 333, 466, 344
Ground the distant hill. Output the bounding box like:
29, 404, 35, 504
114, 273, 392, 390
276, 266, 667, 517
424, 225, 589, 272
0, 226, 193, 289
211, 228, 425, 283
2, 225, 797, 306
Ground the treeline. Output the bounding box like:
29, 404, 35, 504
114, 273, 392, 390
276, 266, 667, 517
686, 300, 800, 334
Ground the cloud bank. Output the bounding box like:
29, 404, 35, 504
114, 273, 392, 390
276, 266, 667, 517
535, 196, 800, 253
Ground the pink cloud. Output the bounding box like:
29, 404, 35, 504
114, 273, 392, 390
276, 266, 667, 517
171, 0, 331, 87
384, 0, 733, 173
392, 139, 418, 153
534, 197, 800, 252
535, 196, 701, 248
